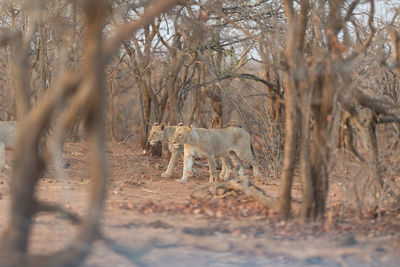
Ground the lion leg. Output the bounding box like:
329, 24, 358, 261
162, 148, 181, 178
0, 142, 6, 169
219, 156, 234, 181
186, 153, 196, 176
219, 158, 226, 178
207, 155, 218, 183
177, 151, 193, 184
229, 152, 245, 178
236, 149, 261, 180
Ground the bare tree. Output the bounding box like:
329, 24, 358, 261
0, 0, 182, 266
278, 0, 376, 221
123, 12, 163, 153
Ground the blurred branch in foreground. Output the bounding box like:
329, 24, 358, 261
0, 0, 182, 267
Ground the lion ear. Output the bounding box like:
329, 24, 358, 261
177, 122, 183, 126
160, 123, 166, 130
153, 122, 159, 126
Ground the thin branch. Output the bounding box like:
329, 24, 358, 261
184, 73, 282, 97
104, 0, 185, 63
345, 0, 375, 61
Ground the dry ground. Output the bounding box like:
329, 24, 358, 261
0, 142, 399, 267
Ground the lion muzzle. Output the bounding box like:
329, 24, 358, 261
172, 141, 181, 149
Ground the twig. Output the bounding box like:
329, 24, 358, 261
142, 188, 159, 194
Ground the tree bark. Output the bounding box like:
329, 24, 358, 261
278, 76, 299, 219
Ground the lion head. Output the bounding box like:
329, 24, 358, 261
148, 123, 166, 145
173, 125, 192, 147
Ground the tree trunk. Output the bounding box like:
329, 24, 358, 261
166, 52, 184, 125
278, 77, 299, 220
207, 86, 223, 129
38, 23, 49, 96
124, 35, 162, 156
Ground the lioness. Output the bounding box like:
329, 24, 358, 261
0, 121, 17, 168
148, 123, 184, 178
148, 123, 234, 179
173, 126, 261, 183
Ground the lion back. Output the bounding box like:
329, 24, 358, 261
199, 127, 251, 155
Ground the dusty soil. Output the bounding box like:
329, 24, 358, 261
0, 142, 399, 267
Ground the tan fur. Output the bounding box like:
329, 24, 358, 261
173, 126, 261, 183
0, 121, 17, 168
148, 123, 234, 179
148, 123, 184, 178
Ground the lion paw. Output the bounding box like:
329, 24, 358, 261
209, 177, 218, 183
161, 172, 172, 178
176, 178, 187, 184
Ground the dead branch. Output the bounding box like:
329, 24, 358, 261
351, 87, 398, 117
184, 73, 282, 97
212, 178, 279, 210
104, 0, 184, 62
227, 179, 278, 208
345, 0, 375, 61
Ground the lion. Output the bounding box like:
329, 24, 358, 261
172, 125, 261, 183
148, 123, 185, 178
0, 121, 17, 169
148, 123, 234, 179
